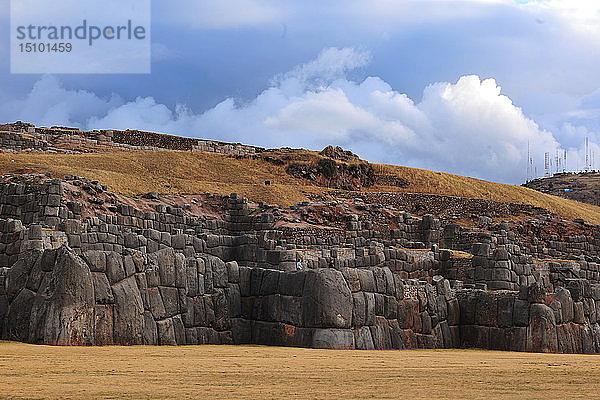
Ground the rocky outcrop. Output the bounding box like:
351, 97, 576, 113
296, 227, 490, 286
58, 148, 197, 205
286, 159, 376, 190
319, 146, 360, 162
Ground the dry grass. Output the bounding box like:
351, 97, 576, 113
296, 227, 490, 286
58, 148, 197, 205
1, 342, 600, 400
0, 151, 322, 206
374, 164, 600, 224
1, 150, 599, 222
446, 249, 474, 259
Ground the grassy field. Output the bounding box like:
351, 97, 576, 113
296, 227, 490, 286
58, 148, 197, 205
1, 150, 600, 223
1, 342, 600, 400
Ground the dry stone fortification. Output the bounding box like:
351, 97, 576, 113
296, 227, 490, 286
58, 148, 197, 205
0, 176, 599, 352
1, 122, 600, 352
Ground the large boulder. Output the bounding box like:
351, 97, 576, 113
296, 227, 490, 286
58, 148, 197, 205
6, 250, 42, 301
527, 303, 558, 353
311, 328, 355, 349
29, 246, 95, 345
302, 269, 352, 329
5, 288, 36, 341
112, 276, 145, 345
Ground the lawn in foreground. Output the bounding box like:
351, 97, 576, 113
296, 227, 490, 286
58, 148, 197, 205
1, 342, 599, 400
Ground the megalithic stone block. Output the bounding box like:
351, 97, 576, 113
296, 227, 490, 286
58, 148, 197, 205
311, 328, 355, 349
527, 303, 558, 353
112, 276, 144, 345
302, 269, 352, 329
29, 246, 95, 346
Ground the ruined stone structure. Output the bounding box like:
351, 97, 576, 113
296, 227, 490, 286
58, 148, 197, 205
0, 122, 264, 155
1, 174, 600, 352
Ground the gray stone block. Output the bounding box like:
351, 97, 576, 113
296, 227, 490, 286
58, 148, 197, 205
311, 329, 354, 349
29, 247, 95, 346
157, 318, 177, 345
475, 293, 497, 327
302, 269, 352, 329
497, 295, 514, 328
106, 252, 125, 285
260, 269, 280, 296
370, 317, 392, 350
352, 292, 366, 326
94, 305, 114, 345
353, 326, 375, 350
112, 276, 144, 345
277, 272, 305, 297
280, 295, 302, 326
226, 261, 239, 283
143, 311, 158, 345
159, 286, 179, 318
357, 269, 376, 292
527, 303, 558, 353
574, 302, 585, 324
212, 258, 228, 288
513, 299, 530, 327
92, 272, 114, 304
7, 250, 41, 301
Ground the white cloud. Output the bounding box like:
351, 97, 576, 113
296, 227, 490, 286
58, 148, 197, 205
0, 76, 122, 127
274, 47, 371, 87
519, 0, 600, 36
1, 47, 594, 184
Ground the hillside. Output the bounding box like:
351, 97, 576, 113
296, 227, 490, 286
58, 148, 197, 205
1, 148, 600, 224
376, 164, 600, 224
524, 172, 600, 207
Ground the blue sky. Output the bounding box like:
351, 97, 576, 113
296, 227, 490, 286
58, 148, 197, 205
0, 0, 599, 184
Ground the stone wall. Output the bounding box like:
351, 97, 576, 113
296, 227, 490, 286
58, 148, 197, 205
0, 123, 264, 156
457, 282, 600, 353
0, 244, 458, 350
10, 242, 600, 352
1, 177, 600, 352
0, 131, 48, 152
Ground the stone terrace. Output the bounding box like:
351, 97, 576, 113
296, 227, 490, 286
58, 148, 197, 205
0, 175, 599, 352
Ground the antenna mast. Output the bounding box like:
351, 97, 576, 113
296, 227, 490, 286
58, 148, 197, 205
585, 137, 590, 172
544, 152, 551, 177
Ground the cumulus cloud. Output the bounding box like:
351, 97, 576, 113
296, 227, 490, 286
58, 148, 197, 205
0, 76, 122, 128
0, 47, 592, 184
273, 47, 371, 88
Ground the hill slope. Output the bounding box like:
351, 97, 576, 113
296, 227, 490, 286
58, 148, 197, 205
524, 172, 600, 207
1, 150, 599, 224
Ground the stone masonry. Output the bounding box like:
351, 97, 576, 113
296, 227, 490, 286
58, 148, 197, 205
1, 176, 600, 352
